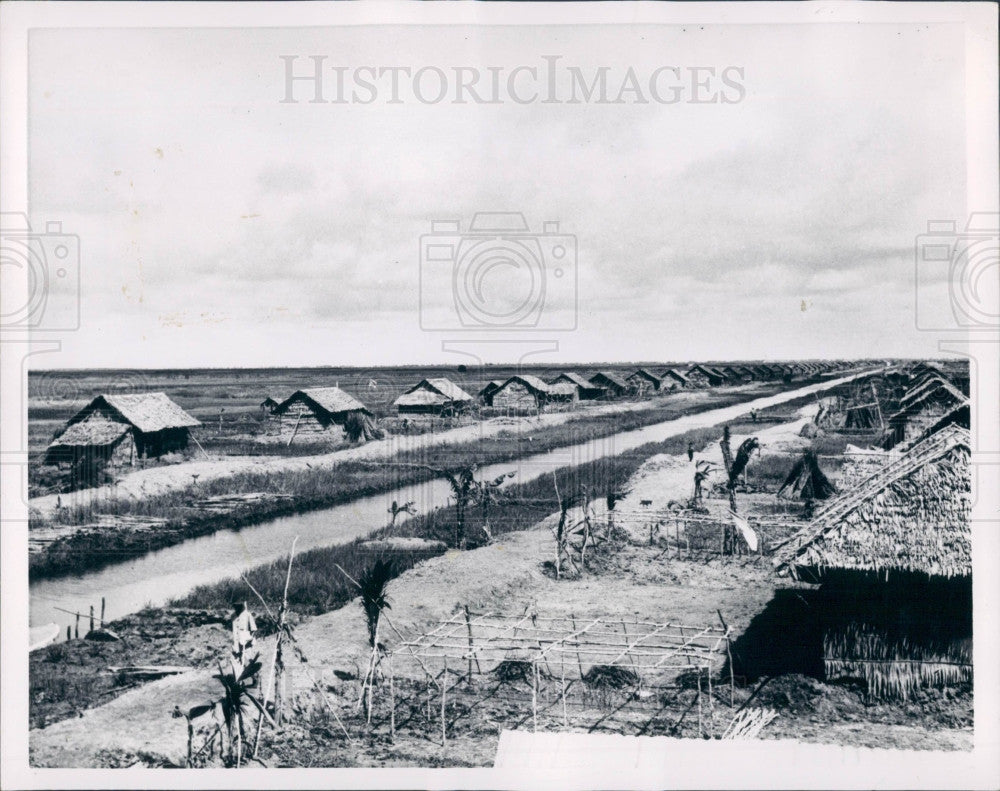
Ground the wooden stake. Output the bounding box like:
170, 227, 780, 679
561, 656, 568, 727
66, 625, 71, 642
441, 658, 448, 747
74, 612, 79, 639
89, 605, 94, 633
389, 653, 396, 741
464, 605, 477, 682
100, 597, 106, 624
532, 662, 539, 732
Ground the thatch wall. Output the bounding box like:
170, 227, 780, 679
820, 570, 972, 700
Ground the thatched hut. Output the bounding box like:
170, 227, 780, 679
883, 378, 967, 449
720, 365, 752, 384
685, 364, 725, 388
658, 368, 690, 390
394, 378, 473, 416
45, 392, 200, 467
478, 380, 505, 406
772, 425, 972, 699
588, 372, 628, 399
550, 372, 603, 400
491, 375, 552, 411
625, 368, 661, 396
273, 387, 374, 443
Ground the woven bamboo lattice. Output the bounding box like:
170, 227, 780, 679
386, 612, 733, 743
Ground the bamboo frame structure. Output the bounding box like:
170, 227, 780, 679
387, 612, 733, 744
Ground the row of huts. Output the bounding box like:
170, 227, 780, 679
42, 361, 845, 471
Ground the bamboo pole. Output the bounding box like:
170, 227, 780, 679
101, 597, 106, 625
89, 605, 95, 633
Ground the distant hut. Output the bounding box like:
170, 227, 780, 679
478, 380, 505, 407
658, 368, 690, 390
273, 387, 375, 443
625, 369, 662, 396
546, 382, 579, 404
394, 378, 473, 416
685, 364, 725, 388
551, 372, 603, 401
261, 396, 280, 414
589, 372, 628, 399
491, 375, 552, 411
750, 364, 775, 381
720, 366, 752, 384
45, 392, 200, 468
772, 425, 971, 700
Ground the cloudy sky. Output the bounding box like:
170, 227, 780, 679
28, 22, 967, 368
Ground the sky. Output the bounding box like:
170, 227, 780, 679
26, 22, 968, 368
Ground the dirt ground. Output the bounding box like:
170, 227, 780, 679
28, 406, 972, 767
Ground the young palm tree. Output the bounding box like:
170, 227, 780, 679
357, 558, 394, 721
178, 657, 268, 767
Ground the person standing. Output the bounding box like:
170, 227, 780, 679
231, 600, 257, 669
687, 441, 695, 462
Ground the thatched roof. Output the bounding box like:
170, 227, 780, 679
888, 403, 970, 452
659, 368, 690, 385
277, 387, 372, 417
393, 389, 447, 408
67, 392, 200, 434
500, 374, 552, 395
479, 379, 505, 397
395, 378, 472, 407
898, 376, 965, 412
551, 372, 594, 390
590, 371, 628, 390
50, 414, 131, 448
548, 382, 578, 398
627, 369, 661, 386
773, 425, 971, 579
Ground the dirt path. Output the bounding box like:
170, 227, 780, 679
29, 390, 727, 518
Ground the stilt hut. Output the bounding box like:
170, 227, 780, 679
588, 371, 628, 399
45, 392, 200, 466
394, 378, 473, 416
625, 368, 662, 396
550, 372, 603, 400
272, 387, 374, 443
772, 425, 972, 700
